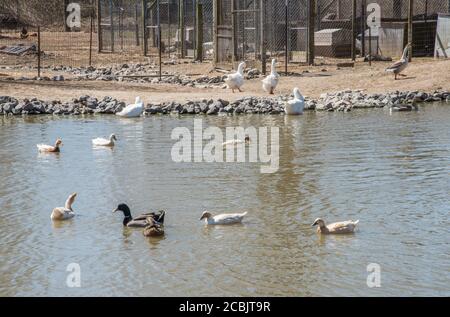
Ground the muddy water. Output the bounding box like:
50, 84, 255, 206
0, 104, 449, 296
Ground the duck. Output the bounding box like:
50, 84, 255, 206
113, 203, 165, 228
262, 59, 279, 94
284, 88, 305, 115
37, 138, 63, 153
116, 97, 144, 118
385, 43, 411, 80
311, 218, 359, 234
143, 218, 165, 237
200, 211, 247, 225
390, 102, 419, 112
225, 62, 246, 93
92, 134, 117, 147
51, 193, 77, 220
222, 136, 250, 147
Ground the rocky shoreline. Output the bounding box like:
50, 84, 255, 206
1, 90, 449, 116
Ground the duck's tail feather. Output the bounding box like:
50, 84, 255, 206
353, 220, 360, 225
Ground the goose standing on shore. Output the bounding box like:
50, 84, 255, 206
116, 97, 144, 118
37, 138, 63, 153
92, 134, 117, 147
200, 211, 247, 225
312, 218, 359, 234
285, 88, 305, 115
262, 59, 279, 94
225, 62, 246, 93
386, 43, 411, 80
113, 204, 165, 228
51, 193, 77, 220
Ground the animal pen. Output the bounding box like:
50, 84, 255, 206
0, 0, 449, 78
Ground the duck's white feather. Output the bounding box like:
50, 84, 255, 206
116, 97, 144, 118
225, 62, 245, 90
205, 212, 247, 225
37, 144, 55, 152
262, 59, 279, 94
285, 88, 305, 115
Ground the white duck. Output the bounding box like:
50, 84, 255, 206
92, 134, 117, 147
284, 88, 305, 115
37, 138, 63, 153
312, 218, 359, 234
225, 62, 246, 93
262, 59, 279, 94
116, 97, 144, 118
222, 136, 250, 147
386, 43, 411, 80
51, 193, 77, 221
200, 211, 247, 225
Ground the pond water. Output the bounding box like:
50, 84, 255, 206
0, 104, 449, 296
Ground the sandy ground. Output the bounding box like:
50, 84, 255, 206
1, 58, 449, 103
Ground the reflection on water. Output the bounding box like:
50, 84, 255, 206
0, 104, 449, 296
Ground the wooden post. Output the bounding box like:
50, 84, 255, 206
195, 3, 204, 61
64, 0, 70, 32
37, 26, 41, 78
351, 0, 356, 61
285, 0, 288, 75
179, 0, 185, 58
231, 0, 236, 64
213, 0, 219, 65
260, 0, 266, 74
135, 3, 140, 46
307, 0, 315, 65
89, 9, 94, 66
142, 0, 147, 56
361, 0, 366, 57
168, 1, 171, 58
109, 0, 114, 52
97, 0, 102, 52
408, 0, 413, 62
368, 27, 372, 66
158, 0, 162, 80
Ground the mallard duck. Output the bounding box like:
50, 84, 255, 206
116, 97, 144, 118
92, 134, 117, 147
222, 136, 250, 147
386, 43, 411, 80
37, 138, 62, 153
285, 88, 305, 115
51, 193, 77, 220
390, 102, 419, 112
312, 218, 359, 234
225, 62, 246, 93
200, 211, 247, 225
143, 218, 165, 237
262, 59, 279, 94
113, 203, 165, 228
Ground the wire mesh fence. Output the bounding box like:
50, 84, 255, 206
1, 0, 449, 77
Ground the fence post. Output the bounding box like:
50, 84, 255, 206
89, 7, 94, 66
142, 0, 147, 56
285, 0, 288, 75
37, 26, 41, 78
308, 0, 315, 65
179, 0, 185, 58
351, 0, 356, 61
361, 0, 366, 57
135, 3, 140, 46
231, 0, 236, 65
158, 0, 162, 81
213, 0, 219, 65
408, 0, 413, 62
196, 2, 204, 62
64, 0, 70, 32
97, 0, 102, 52
260, 0, 266, 74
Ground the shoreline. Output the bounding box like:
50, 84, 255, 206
1, 90, 449, 116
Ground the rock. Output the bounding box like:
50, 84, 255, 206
53, 75, 65, 81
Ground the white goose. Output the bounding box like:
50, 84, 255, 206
200, 211, 247, 225
51, 193, 77, 221
116, 97, 144, 118
262, 59, 279, 94
386, 43, 411, 80
284, 88, 305, 115
92, 134, 117, 147
225, 62, 246, 93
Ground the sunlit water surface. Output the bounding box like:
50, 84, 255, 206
0, 104, 449, 296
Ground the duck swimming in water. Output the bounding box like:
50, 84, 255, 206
222, 136, 251, 147
312, 218, 359, 234
37, 138, 63, 153
200, 211, 247, 225
51, 193, 77, 221
143, 217, 165, 237
92, 134, 117, 147
113, 203, 165, 228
